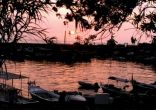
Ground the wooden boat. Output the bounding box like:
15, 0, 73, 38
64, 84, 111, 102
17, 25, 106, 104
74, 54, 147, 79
0, 71, 38, 107
101, 84, 130, 97
78, 81, 100, 90
64, 93, 86, 103
28, 81, 60, 103
108, 76, 129, 83
102, 76, 156, 104
28, 81, 86, 104
0, 87, 38, 106
128, 73, 156, 94
107, 76, 156, 91
101, 76, 130, 97
131, 80, 156, 94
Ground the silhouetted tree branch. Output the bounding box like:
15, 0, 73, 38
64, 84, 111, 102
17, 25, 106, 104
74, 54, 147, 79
0, 0, 57, 43
56, 0, 156, 39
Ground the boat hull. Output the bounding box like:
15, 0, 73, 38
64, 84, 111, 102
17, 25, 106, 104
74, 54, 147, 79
101, 84, 130, 97
78, 81, 99, 90
28, 84, 86, 105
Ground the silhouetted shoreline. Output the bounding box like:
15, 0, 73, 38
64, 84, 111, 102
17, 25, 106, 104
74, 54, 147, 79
0, 43, 156, 66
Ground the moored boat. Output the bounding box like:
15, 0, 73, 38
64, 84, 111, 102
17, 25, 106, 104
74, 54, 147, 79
28, 81, 86, 104
101, 76, 131, 97
78, 81, 100, 90
0, 71, 38, 107
131, 80, 156, 94
101, 84, 130, 97
28, 81, 59, 104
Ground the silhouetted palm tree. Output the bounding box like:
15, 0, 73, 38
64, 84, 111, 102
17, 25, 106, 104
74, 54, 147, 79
0, 0, 56, 44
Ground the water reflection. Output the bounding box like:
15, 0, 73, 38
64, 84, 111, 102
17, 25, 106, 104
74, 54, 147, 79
5, 59, 156, 95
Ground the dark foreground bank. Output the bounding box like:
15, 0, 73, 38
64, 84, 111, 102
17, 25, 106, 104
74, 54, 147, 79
0, 102, 156, 110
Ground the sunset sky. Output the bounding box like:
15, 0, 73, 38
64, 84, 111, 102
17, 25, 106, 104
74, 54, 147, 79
25, 8, 152, 45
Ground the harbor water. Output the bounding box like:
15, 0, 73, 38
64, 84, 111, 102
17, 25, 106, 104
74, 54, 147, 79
4, 59, 156, 96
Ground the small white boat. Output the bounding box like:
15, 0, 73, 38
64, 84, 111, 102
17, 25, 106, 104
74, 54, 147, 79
28, 81, 59, 103
65, 94, 86, 102
28, 81, 86, 104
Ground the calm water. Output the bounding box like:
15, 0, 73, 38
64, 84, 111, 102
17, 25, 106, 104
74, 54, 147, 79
4, 59, 156, 96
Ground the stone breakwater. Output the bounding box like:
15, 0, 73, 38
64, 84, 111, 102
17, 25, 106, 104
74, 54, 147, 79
0, 43, 156, 65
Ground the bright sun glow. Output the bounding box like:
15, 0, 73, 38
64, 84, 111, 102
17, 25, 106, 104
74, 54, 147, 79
69, 31, 76, 35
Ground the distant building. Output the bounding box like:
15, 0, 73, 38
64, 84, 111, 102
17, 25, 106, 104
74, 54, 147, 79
107, 36, 117, 46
